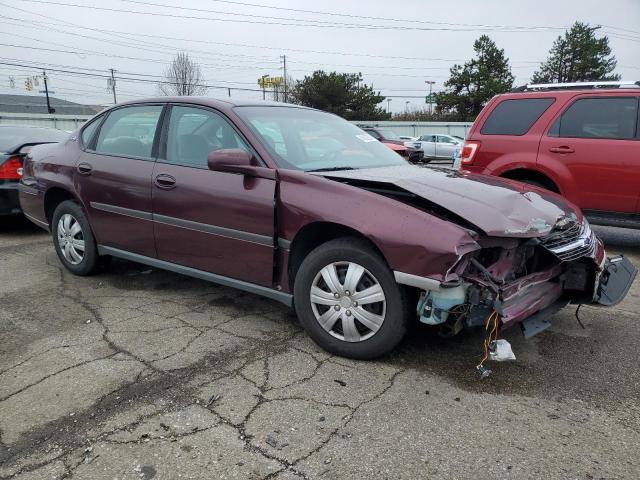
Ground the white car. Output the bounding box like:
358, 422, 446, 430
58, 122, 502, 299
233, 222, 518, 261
413, 134, 464, 160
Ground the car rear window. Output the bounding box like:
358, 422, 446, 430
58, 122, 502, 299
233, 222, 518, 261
480, 98, 555, 135
549, 97, 638, 140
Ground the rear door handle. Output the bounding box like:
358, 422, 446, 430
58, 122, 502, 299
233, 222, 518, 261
549, 146, 575, 154
154, 173, 176, 190
76, 162, 93, 175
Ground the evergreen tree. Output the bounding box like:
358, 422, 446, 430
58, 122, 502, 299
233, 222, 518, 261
435, 35, 514, 121
532, 22, 619, 83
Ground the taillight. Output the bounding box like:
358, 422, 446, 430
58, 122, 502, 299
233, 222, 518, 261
460, 141, 480, 165
0, 155, 23, 180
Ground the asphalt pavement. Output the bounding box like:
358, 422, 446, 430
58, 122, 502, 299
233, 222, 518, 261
0, 217, 639, 479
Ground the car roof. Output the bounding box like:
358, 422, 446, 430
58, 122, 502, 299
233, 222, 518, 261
496, 87, 640, 101
115, 97, 316, 110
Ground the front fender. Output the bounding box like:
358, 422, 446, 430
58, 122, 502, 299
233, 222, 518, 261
277, 170, 479, 282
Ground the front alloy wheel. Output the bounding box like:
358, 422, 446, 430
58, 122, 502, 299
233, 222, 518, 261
294, 238, 409, 359
310, 261, 386, 342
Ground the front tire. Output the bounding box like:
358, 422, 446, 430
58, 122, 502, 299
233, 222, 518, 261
51, 200, 100, 276
293, 238, 409, 359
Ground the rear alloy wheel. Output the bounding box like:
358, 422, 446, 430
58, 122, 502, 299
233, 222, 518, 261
52, 200, 100, 276
294, 238, 409, 359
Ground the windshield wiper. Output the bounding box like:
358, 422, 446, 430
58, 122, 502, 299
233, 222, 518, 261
306, 166, 357, 173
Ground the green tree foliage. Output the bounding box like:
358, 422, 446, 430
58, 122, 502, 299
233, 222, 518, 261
532, 22, 619, 83
435, 35, 514, 121
290, 71, 389, 120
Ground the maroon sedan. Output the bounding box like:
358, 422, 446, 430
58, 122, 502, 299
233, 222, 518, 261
19, 98, 635, 361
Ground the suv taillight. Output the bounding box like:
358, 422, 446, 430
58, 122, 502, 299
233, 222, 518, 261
460, 141, 480, 165
0, 156, 23, 180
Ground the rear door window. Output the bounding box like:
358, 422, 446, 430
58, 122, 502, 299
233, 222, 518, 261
95, 105, 163, 159
550, 97, 638, 140
481, 98, 555, 135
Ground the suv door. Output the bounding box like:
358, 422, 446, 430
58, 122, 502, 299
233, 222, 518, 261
538, 95, 639, 214
76, 104, 164, 257
419, 135, 436, 157
152, 105, 276, 286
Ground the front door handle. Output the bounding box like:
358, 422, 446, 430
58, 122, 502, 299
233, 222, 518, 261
154, 173, 176, 190
549, 146, 575, 154
77, 162, 93, 175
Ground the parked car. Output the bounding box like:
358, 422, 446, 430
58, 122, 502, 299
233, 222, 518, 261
359, 126, 425, 163
0, 125, 68, 217
414, 134, 464, 160
20, 98, 635, 361
460, 81, 640, 228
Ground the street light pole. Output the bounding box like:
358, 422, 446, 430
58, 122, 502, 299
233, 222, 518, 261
387, 98, 392, 114
42, 70, 54, 114
425, 80, 436, 115
405, 100, 410, 113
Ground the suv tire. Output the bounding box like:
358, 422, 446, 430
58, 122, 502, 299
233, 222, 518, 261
51, 200, 100, 276
294, 238, 409, 359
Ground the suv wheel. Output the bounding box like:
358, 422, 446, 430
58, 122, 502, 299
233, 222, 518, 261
52, 200, 100, 275
294, 238, 409, 359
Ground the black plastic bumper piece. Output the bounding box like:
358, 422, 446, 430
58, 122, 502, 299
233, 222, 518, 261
595, 256, 637, 307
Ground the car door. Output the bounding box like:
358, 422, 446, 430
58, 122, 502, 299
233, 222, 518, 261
151, 104, 276, 286
538, 95, 639, 214
75, 104, 164, 257
436, 135, 457, 159
418, 135, 436, 157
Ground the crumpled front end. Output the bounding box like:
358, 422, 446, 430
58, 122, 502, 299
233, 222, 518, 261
415, 218, 636, 339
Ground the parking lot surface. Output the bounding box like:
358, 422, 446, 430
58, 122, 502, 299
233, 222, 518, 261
1, 218, 639, 479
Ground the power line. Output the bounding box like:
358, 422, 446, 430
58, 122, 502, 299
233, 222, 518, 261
0, 3, 550, 64
15, 0, 568, 33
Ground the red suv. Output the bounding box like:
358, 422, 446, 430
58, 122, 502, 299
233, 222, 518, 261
460, 81, 640, 228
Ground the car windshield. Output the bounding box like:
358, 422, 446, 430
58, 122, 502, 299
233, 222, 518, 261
376, 129, 401, 140
234, 106, 407, 171
0, 126, 68, 153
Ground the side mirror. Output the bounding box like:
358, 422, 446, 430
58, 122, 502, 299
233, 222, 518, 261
207, 148, 254, 174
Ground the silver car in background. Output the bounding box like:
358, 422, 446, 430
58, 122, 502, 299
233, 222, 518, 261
413, 134, 464, 160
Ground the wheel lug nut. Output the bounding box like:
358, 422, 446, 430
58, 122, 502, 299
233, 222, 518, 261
345, 290, 350, 296
333, 293, 340, 299
353, 302, 358, 307
334, 305, 340, 311
345, 310, 352, 316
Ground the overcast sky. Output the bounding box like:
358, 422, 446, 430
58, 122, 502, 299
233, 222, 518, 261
1, 0, 638, 113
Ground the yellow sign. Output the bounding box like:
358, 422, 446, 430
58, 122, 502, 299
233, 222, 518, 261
258, 76, 284, 88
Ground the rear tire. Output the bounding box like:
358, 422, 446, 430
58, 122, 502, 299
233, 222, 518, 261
51, 200, 100, 276
293, 238, 409, 359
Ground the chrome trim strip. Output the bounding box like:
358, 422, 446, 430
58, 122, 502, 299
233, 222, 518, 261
90, 202, 152, 221
394, 271, 441, 291
23, 212, 49, 230
153, 214, 272, 247
90, 202, 272, 247
17, 183, 38, 196
98, 245, 292, 306
278, 238, 291, 250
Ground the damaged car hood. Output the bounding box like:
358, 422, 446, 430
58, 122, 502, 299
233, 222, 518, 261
319, 165, 580, 237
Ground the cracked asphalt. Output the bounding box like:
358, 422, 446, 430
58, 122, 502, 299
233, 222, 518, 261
1, 217, 639, 480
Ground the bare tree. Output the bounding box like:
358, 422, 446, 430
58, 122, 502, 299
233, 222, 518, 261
158, 52, 208, 96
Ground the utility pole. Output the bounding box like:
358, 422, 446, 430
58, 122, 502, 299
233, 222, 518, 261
386, 98, 392, 114
260, 74, 268, 100
425, 80, 435, 115
42, 70, 54, 114
280, 55, 287, 103
109, 68, 117, 104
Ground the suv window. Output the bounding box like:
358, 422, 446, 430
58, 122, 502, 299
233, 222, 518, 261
419, 135, 435, 142
551, 97, 638, 140
165, 106, 249, 168
95, 105, 163, 159
481, 98, 555, 135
